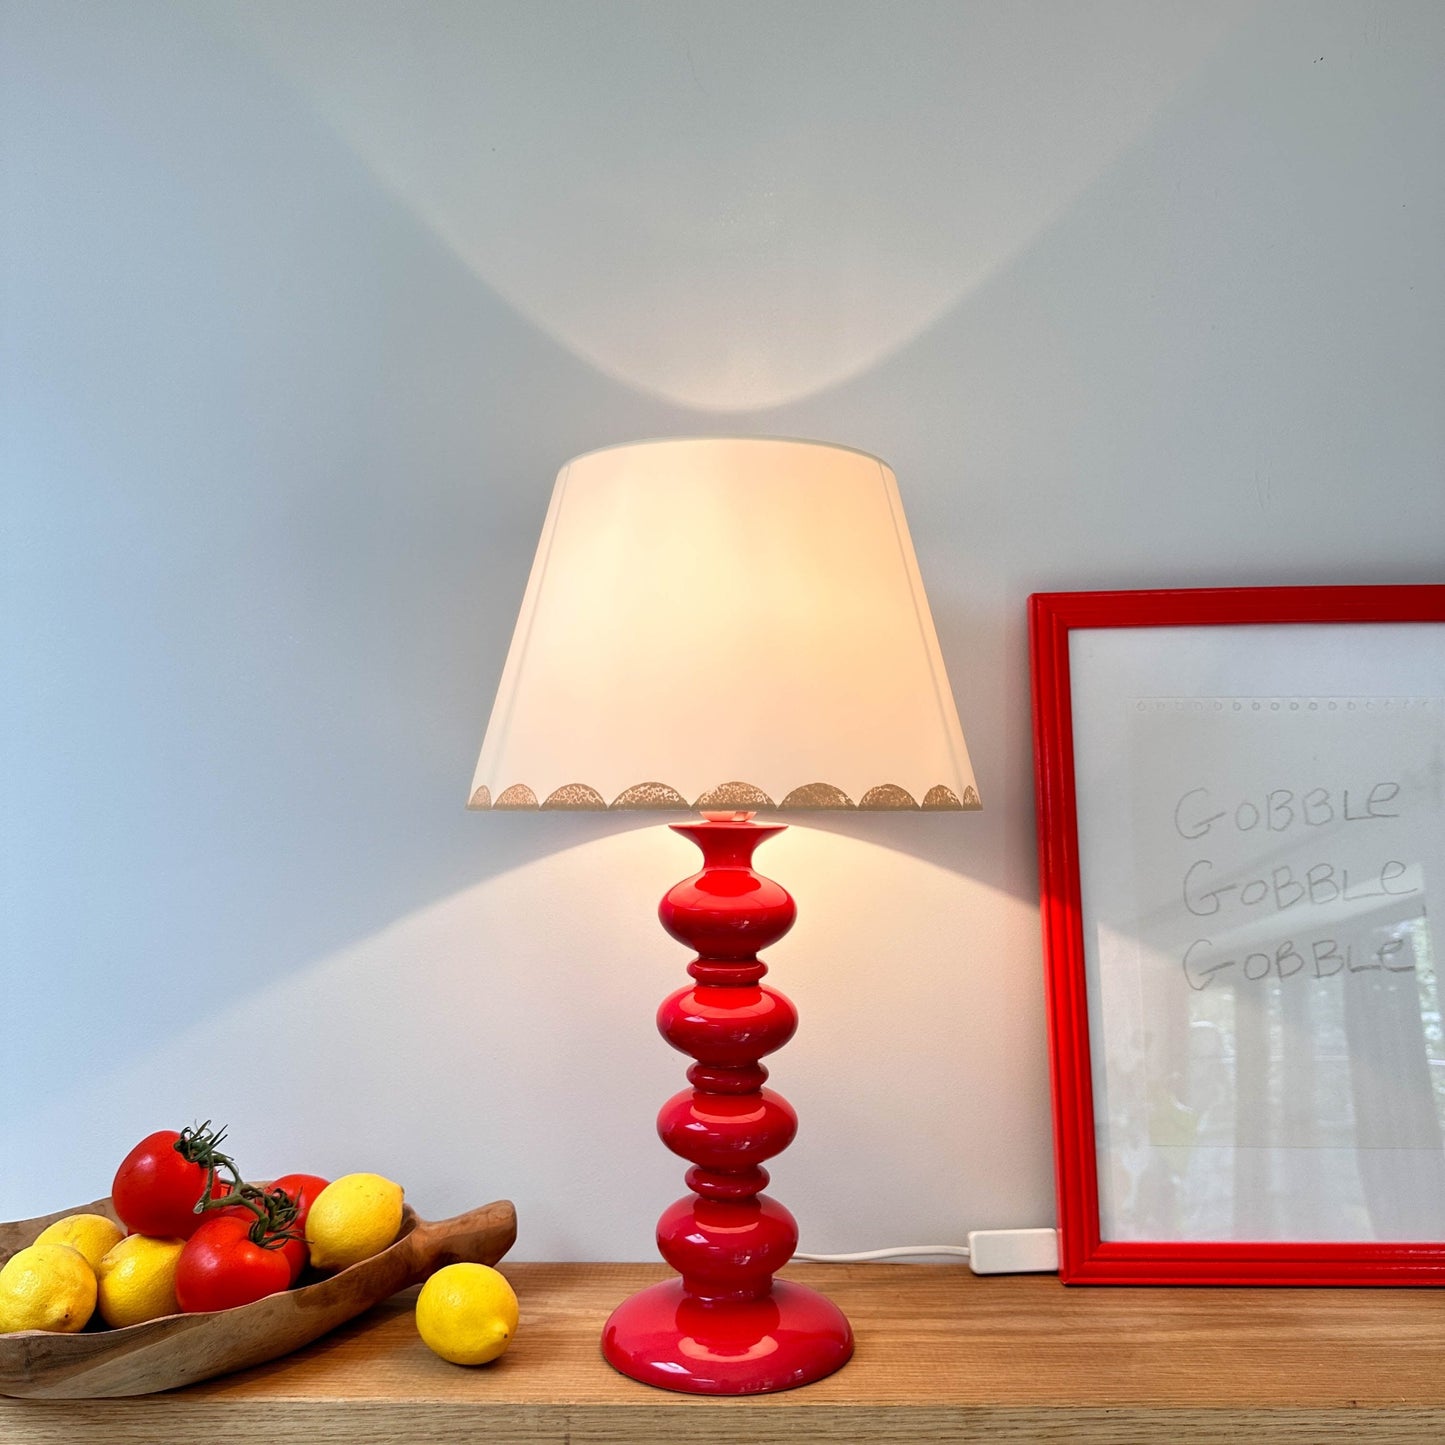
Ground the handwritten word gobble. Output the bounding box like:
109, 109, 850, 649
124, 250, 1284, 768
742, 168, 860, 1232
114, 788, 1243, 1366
1182, 858, 1413, 917
1173, 782, 1400, 841
1183, 934, 1411, 989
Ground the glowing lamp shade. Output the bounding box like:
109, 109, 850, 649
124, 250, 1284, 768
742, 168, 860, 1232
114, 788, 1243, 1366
469, 437, 979, 1395
469, 437, 978, 815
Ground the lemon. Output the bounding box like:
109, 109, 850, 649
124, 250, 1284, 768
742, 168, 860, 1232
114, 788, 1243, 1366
34, 1213, 126, 1272
304, 1173, 404, 1271
415, 1263, 518, 1366
96, 1234, 184, 1328
0, 1243, 97, 1333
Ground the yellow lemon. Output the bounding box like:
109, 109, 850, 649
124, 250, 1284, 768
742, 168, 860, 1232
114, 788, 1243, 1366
304, 1173, 404, 1271
415, 1263, 518, 1366
96, 1234, 184, 1328
34, 1213, 126, 1272
0, 1243, 97, 1333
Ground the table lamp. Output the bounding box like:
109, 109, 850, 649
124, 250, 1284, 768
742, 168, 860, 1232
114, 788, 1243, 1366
469, 437, 979, 1394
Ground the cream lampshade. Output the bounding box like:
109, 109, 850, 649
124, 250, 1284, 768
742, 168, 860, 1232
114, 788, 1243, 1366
469, 437, 979, 815
469, 436, 979, 1396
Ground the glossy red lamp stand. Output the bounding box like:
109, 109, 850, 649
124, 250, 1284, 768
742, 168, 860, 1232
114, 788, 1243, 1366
601, 818, 854, 1394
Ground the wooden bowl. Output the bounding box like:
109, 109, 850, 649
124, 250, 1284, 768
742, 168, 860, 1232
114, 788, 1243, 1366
0, 1193, 516, 1398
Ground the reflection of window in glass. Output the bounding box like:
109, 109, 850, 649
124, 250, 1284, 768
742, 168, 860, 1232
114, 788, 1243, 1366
1412, 919, 1445, 1114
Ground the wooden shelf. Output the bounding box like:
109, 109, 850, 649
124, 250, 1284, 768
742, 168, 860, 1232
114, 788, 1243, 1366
5, 1262, 1445, 1442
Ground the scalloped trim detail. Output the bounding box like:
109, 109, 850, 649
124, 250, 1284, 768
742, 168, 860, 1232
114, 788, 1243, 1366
859, 784, 919, 809
494, 784, 540, 809
695, 780, 775, 809
779, 782, 856, 809
610, 782, 691, 809
471, 780, 980, 812
542, 784, 608, 809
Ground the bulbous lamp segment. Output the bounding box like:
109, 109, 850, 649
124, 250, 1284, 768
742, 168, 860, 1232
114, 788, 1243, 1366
600, 820, 853, 1394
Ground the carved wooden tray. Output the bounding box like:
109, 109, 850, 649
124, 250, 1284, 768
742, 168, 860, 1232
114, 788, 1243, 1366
0, 1193, 516, 1398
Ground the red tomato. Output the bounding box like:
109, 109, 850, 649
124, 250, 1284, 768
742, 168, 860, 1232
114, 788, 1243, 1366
270, 1174, 329, 1281
212, 1201, 304, 1283
271, 1174, 329, 1233
112, 1124, 234, 1239
175, 1215, 294, 1312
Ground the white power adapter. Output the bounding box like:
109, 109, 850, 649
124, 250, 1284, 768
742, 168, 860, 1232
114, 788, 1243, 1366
966, 1227, 1060, 1274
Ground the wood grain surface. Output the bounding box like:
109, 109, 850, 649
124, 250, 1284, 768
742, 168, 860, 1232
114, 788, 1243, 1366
4, 1262, 1445, 1442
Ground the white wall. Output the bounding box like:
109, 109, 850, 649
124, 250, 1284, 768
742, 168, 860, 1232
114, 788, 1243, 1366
3, 0, 1441, 1260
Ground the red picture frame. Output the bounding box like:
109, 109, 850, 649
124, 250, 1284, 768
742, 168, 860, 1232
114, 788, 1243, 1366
1030, 584, 1445, 1284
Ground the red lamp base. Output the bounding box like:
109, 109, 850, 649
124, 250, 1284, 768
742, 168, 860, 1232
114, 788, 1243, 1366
602, 1277, 853, 1395
600, 818, 854, 1395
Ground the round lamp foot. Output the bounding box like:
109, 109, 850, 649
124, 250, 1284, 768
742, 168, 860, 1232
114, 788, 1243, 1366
602, 1278, 853, 1395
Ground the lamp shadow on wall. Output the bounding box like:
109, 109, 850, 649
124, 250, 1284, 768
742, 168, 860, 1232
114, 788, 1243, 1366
203, 0, 1255, 416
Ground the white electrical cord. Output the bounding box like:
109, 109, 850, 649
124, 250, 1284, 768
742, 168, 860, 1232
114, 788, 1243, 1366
793, 1245, 971, 1262
796, 1229, 1060, 1274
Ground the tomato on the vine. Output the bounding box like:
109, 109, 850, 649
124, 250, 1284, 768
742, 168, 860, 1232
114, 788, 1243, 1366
215, 1176, 327, 1283
270, 1174, 329, 1233
112, 1123, 235, 1239
175, 1214, 294, 1312
270, 1174, 329, 1280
